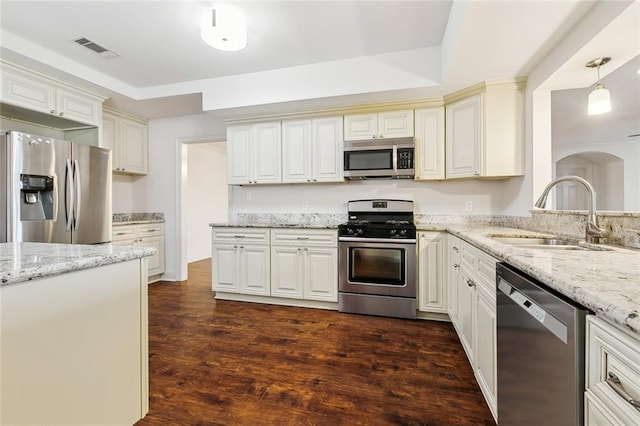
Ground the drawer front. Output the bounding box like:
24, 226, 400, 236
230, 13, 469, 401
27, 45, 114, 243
212, 228, 270, 244
138, 223, 164, 238
586, 316, 640, 423
585, 390, 627, 426
112, 225, 137, 241
271, 229, 337, 246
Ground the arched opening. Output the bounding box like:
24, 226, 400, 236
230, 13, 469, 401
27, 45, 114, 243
554, 151, 624, 210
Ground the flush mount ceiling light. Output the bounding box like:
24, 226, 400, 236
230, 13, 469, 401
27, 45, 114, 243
201, 6, 247, 52
586, 57, 612, 115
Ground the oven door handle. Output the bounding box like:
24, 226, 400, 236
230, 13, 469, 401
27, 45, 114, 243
338, 237, 416, 244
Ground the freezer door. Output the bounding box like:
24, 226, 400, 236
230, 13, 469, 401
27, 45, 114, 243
5, 132, 71, 243
1, 134, 7, 242
71, 143, 112, 244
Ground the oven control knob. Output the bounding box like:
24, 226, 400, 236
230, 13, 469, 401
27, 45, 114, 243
356, 228, 363, 236
390, 229, 397, 236
400, 229, 407, 236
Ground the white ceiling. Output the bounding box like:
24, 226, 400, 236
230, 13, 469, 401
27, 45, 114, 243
0, 0, 627, 121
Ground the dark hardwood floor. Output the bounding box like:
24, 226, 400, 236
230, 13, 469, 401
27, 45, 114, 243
136, 259, 494, 425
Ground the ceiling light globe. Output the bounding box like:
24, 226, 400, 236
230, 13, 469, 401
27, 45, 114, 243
587, 84, 611, 115
201, 7, 247, 52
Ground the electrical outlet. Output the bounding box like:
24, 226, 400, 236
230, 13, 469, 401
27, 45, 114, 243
301, 200, 308, 211
465, 201, 473, 211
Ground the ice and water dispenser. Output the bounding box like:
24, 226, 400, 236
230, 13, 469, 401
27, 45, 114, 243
19, 174, 54, 221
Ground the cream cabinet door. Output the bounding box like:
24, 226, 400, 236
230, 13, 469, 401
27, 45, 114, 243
282, 120, 312, 183
139, 235, 164, 277
414, 107, 445, 180
448, 235, 461, 325
271, 246, 304, 298
446, 94, 482, 178
475, 287, 497, 417
56, 87, 101, 126
378, 110, 414, 138
252, 122, 282, 184
417, 232, 447, 313
344, 113, 377, 141
1, 68, 56, 114
101, 113, 117, 154
212, 244, 240, 292
227, 125, 253, 184
239, 245, 271, 296
304, 247, 338, 302
119, 119, 148, 175
457, 267, 475, 363
312, 117, 344, 182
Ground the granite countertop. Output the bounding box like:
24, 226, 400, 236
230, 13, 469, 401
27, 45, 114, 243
209, 222, 338, 229
113, 212, 165, 226
0, 242, 156, 286
444, 225, 640, 336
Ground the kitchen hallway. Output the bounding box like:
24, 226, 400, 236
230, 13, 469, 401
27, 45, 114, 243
138, 260, 494, 425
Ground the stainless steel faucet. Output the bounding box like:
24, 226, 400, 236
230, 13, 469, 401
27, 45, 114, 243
535, 175, 609, 244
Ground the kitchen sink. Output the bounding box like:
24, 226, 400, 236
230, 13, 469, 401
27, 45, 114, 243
489, 235, 614, 251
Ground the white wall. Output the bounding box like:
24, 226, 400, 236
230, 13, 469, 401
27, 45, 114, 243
112, 174, 134, 213
230, 178, 523, 217
186, 143, 227, 262
131, 113, 226, 281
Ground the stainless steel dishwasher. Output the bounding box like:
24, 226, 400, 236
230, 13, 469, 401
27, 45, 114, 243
496, 263, 589, 425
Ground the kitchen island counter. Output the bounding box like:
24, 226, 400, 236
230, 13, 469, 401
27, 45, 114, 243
0, 242, 155, 286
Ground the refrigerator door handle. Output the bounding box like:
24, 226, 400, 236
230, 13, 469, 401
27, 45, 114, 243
65, 159, 74, 231
73, 159, 81, 231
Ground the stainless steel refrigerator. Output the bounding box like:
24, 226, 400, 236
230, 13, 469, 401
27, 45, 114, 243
1, 130, 112, 244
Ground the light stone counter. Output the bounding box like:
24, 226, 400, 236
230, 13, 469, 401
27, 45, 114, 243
443, 225, 640, 336
0, 242, 156, 286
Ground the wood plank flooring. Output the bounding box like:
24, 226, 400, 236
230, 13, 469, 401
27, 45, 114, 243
136, 259, 495, 425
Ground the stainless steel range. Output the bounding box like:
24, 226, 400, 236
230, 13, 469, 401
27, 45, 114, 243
338, 199, 417, 319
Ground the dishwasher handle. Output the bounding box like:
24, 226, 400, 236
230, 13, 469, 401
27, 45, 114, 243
498, 278, 568, 344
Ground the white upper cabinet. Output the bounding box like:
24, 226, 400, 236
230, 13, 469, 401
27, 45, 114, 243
311, 116, 343, 182
344, 109, 413, 140
282, 117, 343, 183
414, 107, 445, 180
444, 79, 525, 179
227, 122, 282, 185
1, 62, 104, 127
102, 109, 148, 175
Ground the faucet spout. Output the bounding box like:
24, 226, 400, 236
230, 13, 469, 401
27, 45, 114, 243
535, 175, 609, 244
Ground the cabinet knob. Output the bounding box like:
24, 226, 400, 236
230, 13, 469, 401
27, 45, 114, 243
466, 279, 476, 287
453, 246, 459, 253
453, 263, 459, 269
50, 110, 56, 114
59, 112, 64, 117
474, 171, 480, 176
313, 179, 317, 182
372, 135, 377, 139
379, 134, 384, 138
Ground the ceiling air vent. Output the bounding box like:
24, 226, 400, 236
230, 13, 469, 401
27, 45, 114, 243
73, 37, 119, 58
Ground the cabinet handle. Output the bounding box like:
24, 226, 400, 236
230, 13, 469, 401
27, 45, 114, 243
607, 372, 640, 411
146, 229, 157, 232
233, 245, 237, 249
296, 237, 309, 240
234, 235, 246, 238
116, 232, 128, 236
313, 179, 317, 182
239, 246, 244, 249
466, 279, 476, 287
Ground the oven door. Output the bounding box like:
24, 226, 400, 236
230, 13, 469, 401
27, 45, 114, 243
338, 237, 416, 298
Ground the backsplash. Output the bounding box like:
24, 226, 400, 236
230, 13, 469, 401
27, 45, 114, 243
524, 211, 640, 249
113, 212, 165, 223
233, 211, 640, 249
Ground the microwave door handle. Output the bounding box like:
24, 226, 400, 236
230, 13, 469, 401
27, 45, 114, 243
392, 145, 398, 173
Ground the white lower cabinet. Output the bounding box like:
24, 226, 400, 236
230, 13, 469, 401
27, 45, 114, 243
448, 235, 498, 422
271, 229, 338, 302
112, 222, 165, 282
417, 232, 447, 313
585, 315, 640, 425
211, 227, 338, 306
211, 228, 270, 296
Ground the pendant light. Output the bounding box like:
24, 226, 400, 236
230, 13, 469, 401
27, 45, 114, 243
586, 57, 612, 115
201, 6, 247, 52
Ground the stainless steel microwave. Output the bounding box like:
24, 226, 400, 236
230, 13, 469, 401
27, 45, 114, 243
343, 137, 414, 179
